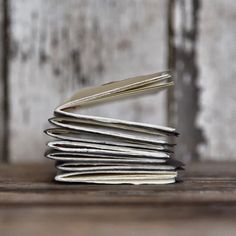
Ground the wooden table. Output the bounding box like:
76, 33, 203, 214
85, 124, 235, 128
1, 161, 236, 236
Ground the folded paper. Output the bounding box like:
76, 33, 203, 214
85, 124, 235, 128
44, 71, 184, 184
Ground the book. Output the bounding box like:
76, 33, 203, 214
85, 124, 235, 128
44, 71, 184, 184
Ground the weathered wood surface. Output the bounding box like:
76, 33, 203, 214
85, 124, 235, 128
167, 0, 204, 162
0, 0, 9, 162
1, 208, 236, 236
0, 0, 234, 163
1, 161, 236, 205
9, 0, 167, 162
0, 162, 236, 236
167, 0, 236, 162
198, 0, 236, 160
0, 0, 4, 162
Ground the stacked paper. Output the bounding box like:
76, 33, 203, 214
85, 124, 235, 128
44, 71, 184, 184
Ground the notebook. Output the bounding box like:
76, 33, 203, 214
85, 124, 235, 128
44, 71, 184, 184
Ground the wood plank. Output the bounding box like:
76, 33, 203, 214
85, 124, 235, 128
0, 162, 236, 206
1, 207, 236, 236
167, 0, 205, 162
0, 0, 4, 162
0, 0, 9, 162
9, 0, 168, 162
198, 0, 236, 160
1, 162, 236, 236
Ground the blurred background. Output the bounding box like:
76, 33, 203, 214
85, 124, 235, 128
0, 0, 235, 163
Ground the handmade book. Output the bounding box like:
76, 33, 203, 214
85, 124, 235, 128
44, 71, 184, 184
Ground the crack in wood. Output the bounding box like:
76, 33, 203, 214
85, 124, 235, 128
167, 0, 205, 162
0, 0, 10, 163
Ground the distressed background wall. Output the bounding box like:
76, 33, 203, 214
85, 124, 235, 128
0, 0, 235, 163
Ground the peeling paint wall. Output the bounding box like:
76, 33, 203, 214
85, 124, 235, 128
198, 0, 236, 160
168, 0, 205, 162
0, 0, 235, 162
0, 0, 5, 162
9, 0, 167, 162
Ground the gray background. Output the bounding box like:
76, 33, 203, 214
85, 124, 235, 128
0, 0, 235, 163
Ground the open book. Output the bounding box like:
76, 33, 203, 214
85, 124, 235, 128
45, 71, 184, 184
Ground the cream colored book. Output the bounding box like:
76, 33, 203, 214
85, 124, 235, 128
45, 71, 183, 184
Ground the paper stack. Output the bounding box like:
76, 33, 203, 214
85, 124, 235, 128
44, 71, 184, 184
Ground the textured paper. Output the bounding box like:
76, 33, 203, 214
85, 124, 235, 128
45, 71, 183, 184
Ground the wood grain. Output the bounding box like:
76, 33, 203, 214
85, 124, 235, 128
167, 0, 204, 162
198, 0, 236, 160
0, 0, 9, 163
0, 162, 236, 236
0, 0, 4, 162
9, 0, 168, 162
0, 0, 234, 165
1, 207, 236, 236
0, 161, 236, 205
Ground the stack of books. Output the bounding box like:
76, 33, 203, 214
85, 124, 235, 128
45, 71, 184, 184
